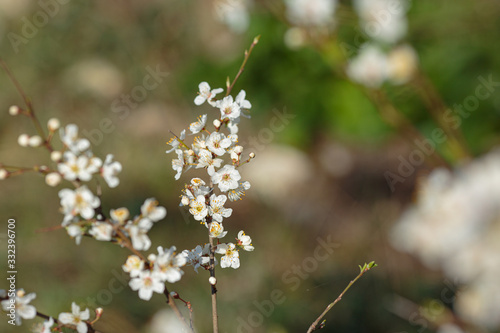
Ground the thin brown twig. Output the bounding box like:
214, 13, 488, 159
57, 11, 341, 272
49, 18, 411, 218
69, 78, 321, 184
163, 289, 195, 333
226, 35, 260, 97
0, 57, 50, 148
306, 262, 377, 333
209, 235, 218, 333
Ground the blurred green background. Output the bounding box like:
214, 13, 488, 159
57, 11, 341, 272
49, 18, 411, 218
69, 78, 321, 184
1, 0, 500, 332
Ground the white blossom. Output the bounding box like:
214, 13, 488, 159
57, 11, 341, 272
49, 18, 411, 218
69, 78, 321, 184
217, 95, 241, 121
101, 154, 122, 188
213, 0, 251, 33
152, 246, 187, 283
58, 302, 90, 333
189, 195, 208, 221
32, 317, 54, 333
89, 222, 113, 241
166, 130, 186, 154
190, 114, 207, 134
212, 165, 241, 192
58, 151, 102, 182
194, 82, 223, 106
237, 230, 254, 251
235, 90, 252, 110
182, 244, 211, 273
206, 132, 232, 156
391, 149, 500, 328
127, 218, 154, 251
209, 194, 232, 222
216, 243, 240, 269
141, 198, 167, 222
1, 289, 37, 325
354, 0, 409, 44
123, 255, 145, 278
208, 221, 228, 238
66, 221, 84, 245
60, 124, 91, 154
346, 44, 389, 88
196, 149, 224, 176
387, 44, 419, 84
110, 207, 130, 224
129, 270, 165, 301
59, 186, 100, 225
172, 149, 185, 180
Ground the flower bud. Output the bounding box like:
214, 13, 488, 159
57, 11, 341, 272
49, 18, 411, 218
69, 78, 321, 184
181, 196, 190, 206
95, 307, 104, 320
28, 135, 43, 147
249, 152, 255, 159
9, 105, 20, 116
170, 291, 179, 299
45, 172, 62, 187
51, 151, 62, 162
18, 134, 30, 147
47, 118, 61, 131
0, 169, 8, 180
209, 276, 217, 285
213, 119, 221, 128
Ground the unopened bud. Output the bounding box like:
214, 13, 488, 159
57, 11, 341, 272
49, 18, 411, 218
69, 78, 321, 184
170, 291, 179, 299
18, 134, 30, 147
249, 152, 255, 159
181, 196, 190, 206
45, 172, 62, 187
0, 169, 8, 180
213, 119, 221, 128
209, 276, 217, 285
95, 307, 103, 319
51, 151, 62, 162
9, 105, 20, 116
28, 135, 43, 147
47, 118, 61, 131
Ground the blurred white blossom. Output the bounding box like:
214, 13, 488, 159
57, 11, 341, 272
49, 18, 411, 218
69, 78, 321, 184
346, 44, 389, 88
285, 0, 336, 27
213, 0, 252, 33
354, 0, 409, 44
391, 149, 500, 329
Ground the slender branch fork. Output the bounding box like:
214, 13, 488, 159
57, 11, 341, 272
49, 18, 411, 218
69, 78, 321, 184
306, 261, 377, 333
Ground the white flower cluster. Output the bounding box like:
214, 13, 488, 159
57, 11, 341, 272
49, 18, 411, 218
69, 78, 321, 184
0, 290, 95, 333
123, 246, 187, 301
391, 149, 500, 329
347, 1, 418, 87
166, 81, 255, 271
63, 197, 166, 248
56, 124, 122, 188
